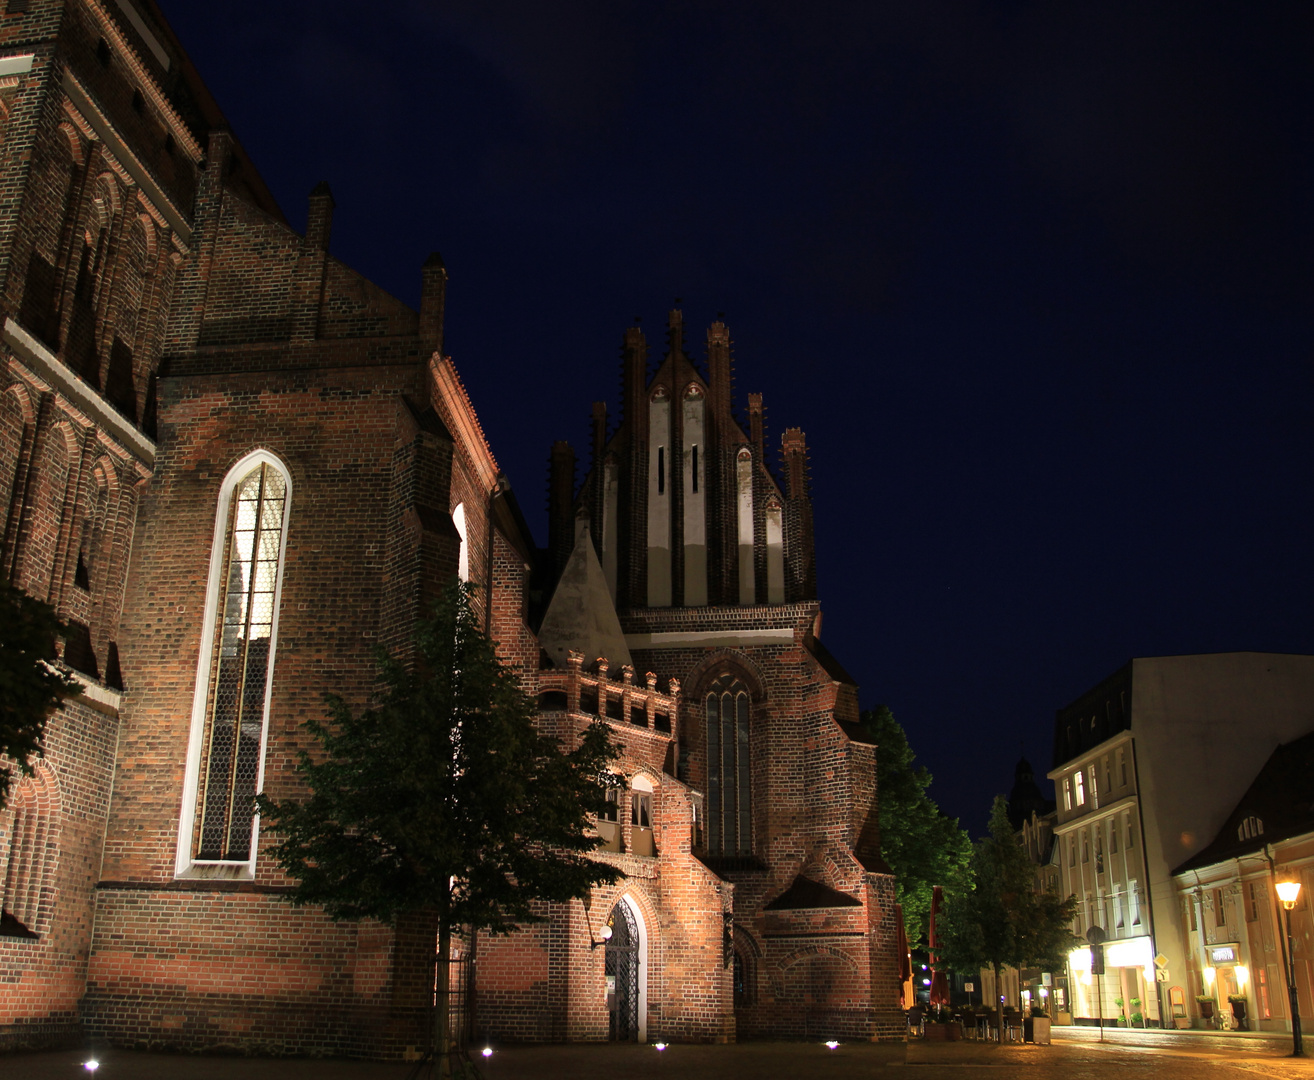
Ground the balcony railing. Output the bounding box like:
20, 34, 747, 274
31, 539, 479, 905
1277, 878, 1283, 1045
537, 650, 680, 742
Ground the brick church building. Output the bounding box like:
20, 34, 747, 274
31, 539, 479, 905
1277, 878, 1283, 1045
0, 0, 904, 1056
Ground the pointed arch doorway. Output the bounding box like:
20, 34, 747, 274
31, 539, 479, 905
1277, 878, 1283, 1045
605, 898, 646, 1041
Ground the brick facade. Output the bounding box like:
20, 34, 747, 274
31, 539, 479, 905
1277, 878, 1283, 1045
1, 0, 901, 1057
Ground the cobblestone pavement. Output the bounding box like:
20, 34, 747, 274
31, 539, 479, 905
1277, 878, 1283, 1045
8, 1036, 1314, 1080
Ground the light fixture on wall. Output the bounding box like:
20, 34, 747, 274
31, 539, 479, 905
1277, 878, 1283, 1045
581, 895, 615, 949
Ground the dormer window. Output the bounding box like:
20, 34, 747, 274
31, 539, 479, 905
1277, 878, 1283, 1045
1237, 815, 1264, 842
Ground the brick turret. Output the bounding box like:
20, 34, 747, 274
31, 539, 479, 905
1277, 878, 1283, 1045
547, 440, 576, 578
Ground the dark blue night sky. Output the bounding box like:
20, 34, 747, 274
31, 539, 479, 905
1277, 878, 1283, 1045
164, 1, 1314, 834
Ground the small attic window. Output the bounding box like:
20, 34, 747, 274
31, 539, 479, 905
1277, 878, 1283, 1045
1237, 815, 1264, 842
164, 133, 176, 158
132, 89, 145, 114
96, 37, 111, 66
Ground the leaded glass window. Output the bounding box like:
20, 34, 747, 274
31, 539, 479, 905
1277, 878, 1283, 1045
194, 461, 288, 862
705, 676, 751, 854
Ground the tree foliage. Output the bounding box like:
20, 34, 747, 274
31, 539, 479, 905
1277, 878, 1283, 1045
935, 796, 1079, 1033
0, 581, 81, 809
256, 583, 623, 1070
862, 705, 972, 947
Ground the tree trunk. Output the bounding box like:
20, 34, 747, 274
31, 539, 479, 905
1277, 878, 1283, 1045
993, 962, 1004, 1043
435, 919, 452, 1080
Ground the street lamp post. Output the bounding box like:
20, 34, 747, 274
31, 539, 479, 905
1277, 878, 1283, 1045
1276, 879, 1305, 1058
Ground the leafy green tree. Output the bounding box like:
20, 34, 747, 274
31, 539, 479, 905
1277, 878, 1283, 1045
0, 581, 81, 809
862, 705, 972, 947
935, 796, 1079, 1039
256, 583, 622, 1075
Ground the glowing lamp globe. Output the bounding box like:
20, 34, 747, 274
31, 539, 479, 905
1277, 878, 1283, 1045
1277, 880, 1302, 909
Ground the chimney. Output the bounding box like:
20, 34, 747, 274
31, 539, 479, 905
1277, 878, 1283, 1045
419, 252, 447, 349
306, 181, 334, 252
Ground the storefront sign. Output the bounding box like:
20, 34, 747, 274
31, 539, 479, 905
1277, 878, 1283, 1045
1105, 936, 1154, 969
1207, 944, 1239, 965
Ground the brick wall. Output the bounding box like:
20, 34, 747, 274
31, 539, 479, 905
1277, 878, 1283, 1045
0, 696, 119, 1051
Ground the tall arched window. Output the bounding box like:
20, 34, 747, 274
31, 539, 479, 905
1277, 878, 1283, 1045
452, 502, 468, 581
177, 452, 291, 873
705, 675, 751, 854
1, 765, 59, 937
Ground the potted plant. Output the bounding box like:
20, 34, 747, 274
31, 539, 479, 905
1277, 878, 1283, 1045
1196, 994, 1216, 1025
1130, 997, 1143, 1028
1228, 995, 1249, 1032
1024, 1006, 1051, 1045
1113, 997, 1126, 1026
923, 1006, 963, 1041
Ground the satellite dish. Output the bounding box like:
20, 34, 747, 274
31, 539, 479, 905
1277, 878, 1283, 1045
1086, 925, 1107, 945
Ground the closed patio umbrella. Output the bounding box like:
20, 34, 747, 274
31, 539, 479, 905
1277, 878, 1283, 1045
928, 885, 951, 1007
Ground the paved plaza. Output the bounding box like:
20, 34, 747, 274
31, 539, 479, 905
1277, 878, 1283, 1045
7, 1031, 1314, 1080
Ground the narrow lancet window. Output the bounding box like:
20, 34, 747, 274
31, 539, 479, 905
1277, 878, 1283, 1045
193, 459, 289, 863
704, 676, 751, 854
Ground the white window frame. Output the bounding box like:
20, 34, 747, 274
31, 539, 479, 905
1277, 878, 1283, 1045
174, 449, 293, 880
1073, 769, 1085, 807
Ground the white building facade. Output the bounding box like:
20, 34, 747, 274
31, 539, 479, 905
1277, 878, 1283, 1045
1048, 653, 1314, 1029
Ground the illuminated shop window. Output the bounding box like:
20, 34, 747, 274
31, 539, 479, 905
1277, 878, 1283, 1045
705, 676, 751, 855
